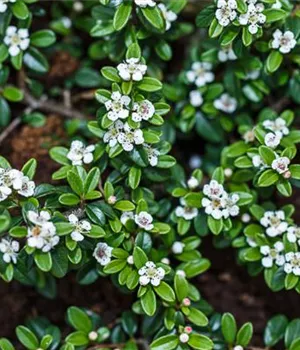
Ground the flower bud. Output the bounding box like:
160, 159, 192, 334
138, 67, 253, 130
241, 213, 251, 223
179, 333, 189, 343
184, 326, 193, 334
127, 255, 134, 265
182, 298, 191, 307
88, 331, 98, 341
108, 195, 117, 205
187, 176, 199, 189
161, 257, 170, 265
172, 241, 185, 254
176, 269, 186, 278
283, 170, 291, 179
224, 168, 233, 177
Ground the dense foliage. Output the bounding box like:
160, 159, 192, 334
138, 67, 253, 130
0, 0, 300, 349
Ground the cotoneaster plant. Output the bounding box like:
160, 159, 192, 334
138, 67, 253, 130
0, 0, 300, 349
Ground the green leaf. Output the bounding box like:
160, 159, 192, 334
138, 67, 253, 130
129, 166, 141, 189
207, 216, 223, 235
16, 326, 39, 350
267, 51, 283, 73
84, 167, 100, 194
12, 1, 29, 19
264, 8, 287, 22
31, 30, 56, 47
65, 331, 89, 346
188, 334, 213, 350
285, 319, 300, 348
24, 47, 49, 73
3, 86, 24, 102
21, 158, 37, 179
0, 338, 15, 350
49, 147, 69, 165
221, 313, 237, 344
59, 193, 80, 206
236, 323, 253, 347
34, 252, 52, 272
150, 335, 179, 350
0, 97, 11, 127
264, 315, 288, 346
186, 307, 208, 327
67, 307, 93, 333
259, 146, 276, 165
114, 200, 135, 211
141, 288, 156, 316
174, 273, 188, 301
137, 77, 162, 92
101, 66, 121, 82
113, 3, 132, 31
257, 169, 279, 187
154, 281, 175, 302
141, 6, 165, 31
67, 171, 84, 196
133, 246, 148, 269
290, 164, 300, 179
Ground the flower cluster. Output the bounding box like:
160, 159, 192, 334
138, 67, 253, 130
67, 140, 95, 166
0, 167, 35, 201
202, 180, 240, 220
27, 210, 59, 252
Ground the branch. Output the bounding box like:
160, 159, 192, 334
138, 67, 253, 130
0, 116, 22, 145
272, 96, 290, 113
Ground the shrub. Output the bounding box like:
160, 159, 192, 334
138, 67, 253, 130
0, 0, 300, 349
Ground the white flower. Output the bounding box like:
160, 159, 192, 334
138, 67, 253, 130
246, 237, 257, 247
264, 132, 281, 149
172, 241, 185, 254
245, 69, 260, 80
260, 210, 288, 237
233, 346, 244, 350
271, 29, 296, 54
284, 252, 300, 276
252, 155, 266, 169
260, 242, 285, 268
0, 185, 12, 202
138, 261, 165, 286
242, 213, 251, 223
263, 117, 289, 137
202, 195, 225, 219
27, 210, 51, 226
117, 123, 144, 152
73, 1, 83, 12
0, 0, 15, 13
179, 333, 190, 343
103, 120, 124, 148
93, 242, 113, 266
0, 238, 19, 264
0, 168, 23, 190
214, 93, 237, 114
203, 180, 224, 199
238, 3, 266, 34
135, 211, 154, 231
120, 211, 134, 225
4, 26, 30, 57
144, 144, 160, 167
105, 92, 131, 122
132, 100, 155, 122
186, 62, 214, 87
272, 0, 282, 9
215, 0, 237, 27
189, 155, 202, 169
61, 16, 72, 28
222, 193, 240, 219
18, 176, 35, 198
243, 129, 255, 143
287, 226, 300, 245
218, 45, 237, 62
134, 0, 156, 7
272, 156, 290, 175
189, 90, 203, 107
27, 222, 59, 252
175, 198, 198, 221
67, 140, 95, 166
68, 214, 91, 242
27, 210, 59, 252
158, 3, 177, 31
117, 58, 147, 81
187, 176, 199, 189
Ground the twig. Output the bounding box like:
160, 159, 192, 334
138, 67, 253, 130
272, 96, 290, 113
87, 339, 150, 350
22, 90, 88, 120
0, 117, 22, 144
72, 89, 97, 103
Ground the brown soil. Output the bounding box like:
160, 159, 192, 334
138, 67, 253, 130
2, 115, 66, 183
